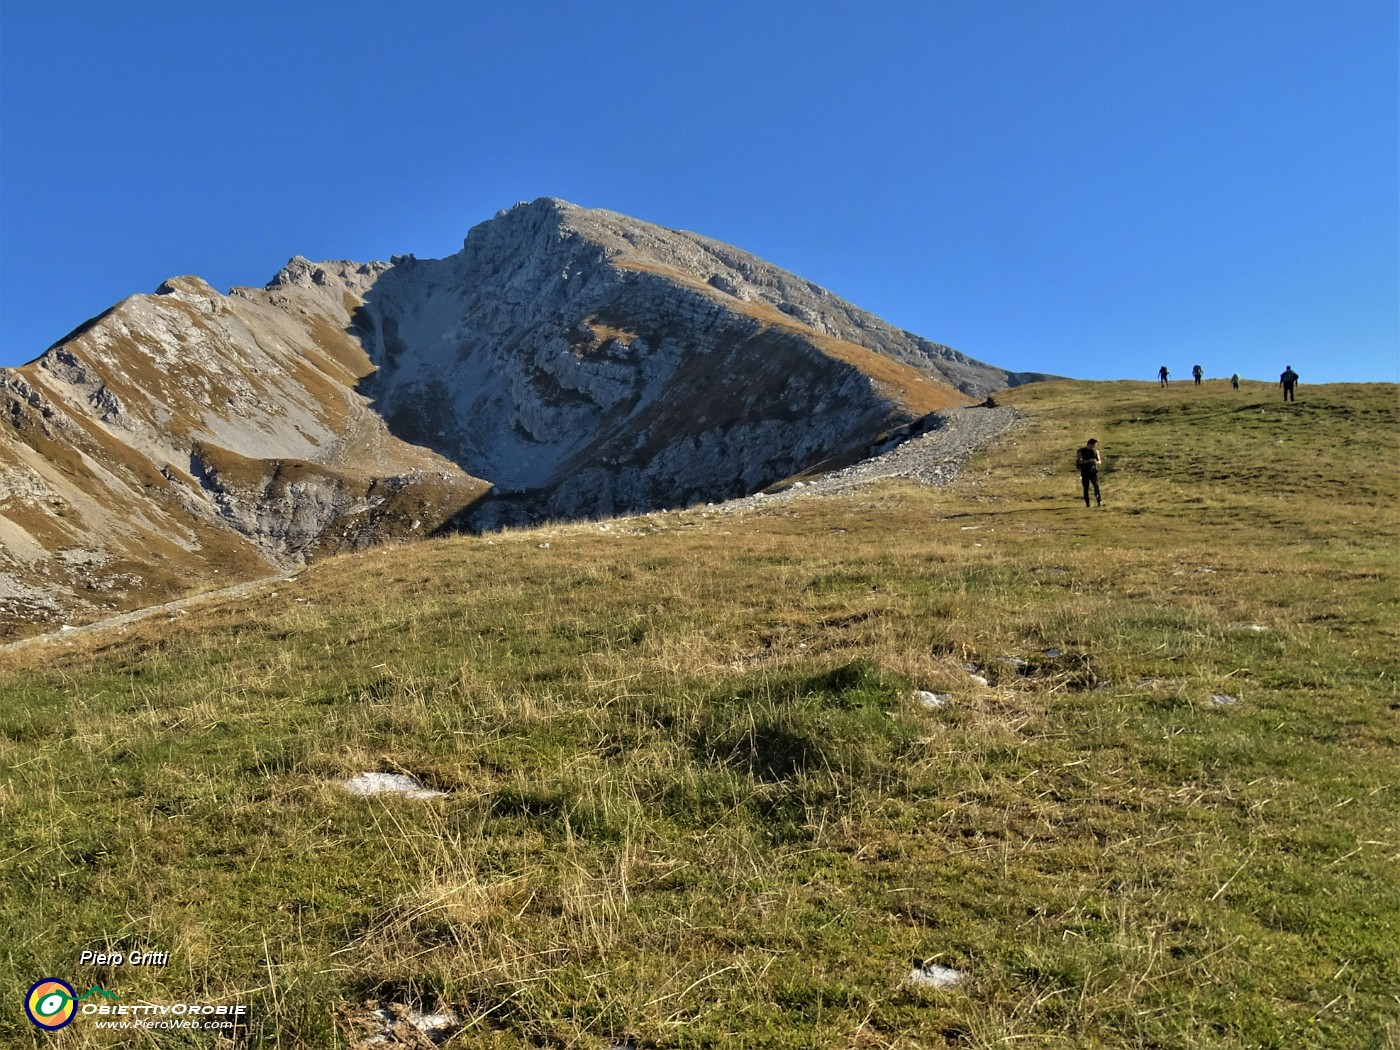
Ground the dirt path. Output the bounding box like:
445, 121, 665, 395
0, 571, 298, 655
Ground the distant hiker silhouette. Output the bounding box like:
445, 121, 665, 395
1192, 364, 1203, 385
1231, 373, 1240, 390
1076, 438, 1102, 507
1280, 365, 1299, 402
1158, 366, 1169, 387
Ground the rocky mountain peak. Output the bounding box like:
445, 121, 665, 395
2, 198, 1052, 637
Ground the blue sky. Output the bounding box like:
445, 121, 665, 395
1, 1, 1395, 382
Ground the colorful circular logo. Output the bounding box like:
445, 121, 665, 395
26, 978, 77, 1030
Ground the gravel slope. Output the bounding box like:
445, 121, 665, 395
718, 403, 1022, 512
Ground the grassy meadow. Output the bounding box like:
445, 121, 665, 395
1, 379, 1396, 1048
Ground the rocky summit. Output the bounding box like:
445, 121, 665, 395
1, 198, 1051, 636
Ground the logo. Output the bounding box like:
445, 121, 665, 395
25, 978, 77, 1030
24, 979, 120, 1030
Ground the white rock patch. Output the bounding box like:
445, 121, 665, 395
340, 772, 445, 799
905, 963, 964, 989
360, 1005, 459, 1045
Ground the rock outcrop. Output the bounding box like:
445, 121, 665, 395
1, 198, 1051, 636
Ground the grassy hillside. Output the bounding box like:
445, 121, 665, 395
2, 379, 1396, 1049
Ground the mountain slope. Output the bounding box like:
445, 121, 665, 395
1, 198, 1048, 635
0, 273, 490, 634
2, 381, 1394, 1048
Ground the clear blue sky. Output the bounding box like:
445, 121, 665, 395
2, 1, 1396, 382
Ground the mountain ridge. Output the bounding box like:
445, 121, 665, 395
1, 198, 1053, 636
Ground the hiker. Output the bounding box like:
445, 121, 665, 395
1192, 364, 1203, 386
1280, 365, 1299, 402
1076, 438, 1102, 508
1231, 373, 1240, 390
1158, 366, 1169, 387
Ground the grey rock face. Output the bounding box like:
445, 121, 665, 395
347, 198, 1045, 524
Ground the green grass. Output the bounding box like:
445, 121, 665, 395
1, 380, 1396, 1048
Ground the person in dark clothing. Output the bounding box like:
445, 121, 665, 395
1192, 364, 1203, 385
1231, 373, 1241, 389
1280, 365, 1299, 402
1158, 366, 1170, 387
1076, 438, 1102, 507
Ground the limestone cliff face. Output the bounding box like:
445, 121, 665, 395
1, 197, 1048, 635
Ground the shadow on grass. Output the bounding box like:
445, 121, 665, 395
691, 660, 911, 784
